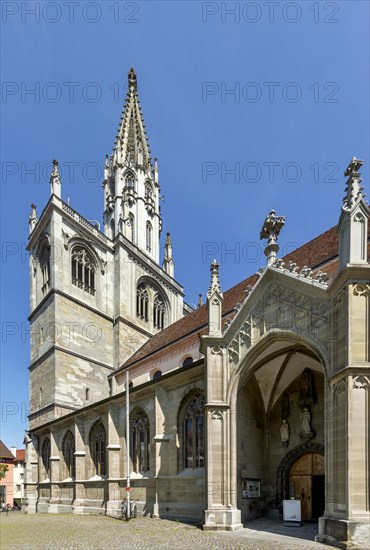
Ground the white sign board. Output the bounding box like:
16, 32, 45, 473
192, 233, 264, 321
283, 499, 301, 522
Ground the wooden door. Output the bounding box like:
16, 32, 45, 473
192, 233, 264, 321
288, 452, 324, 520
289, 474, 312, 519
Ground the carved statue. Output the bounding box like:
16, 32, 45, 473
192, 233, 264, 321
281, 391, 290, 420
299, 368, 316, 407
300, 407, 311, 434
280, 420, 289, 447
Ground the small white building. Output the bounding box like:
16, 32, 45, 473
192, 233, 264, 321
11, 448, 25, 504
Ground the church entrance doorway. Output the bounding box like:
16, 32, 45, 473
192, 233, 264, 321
288, 452, 324, 520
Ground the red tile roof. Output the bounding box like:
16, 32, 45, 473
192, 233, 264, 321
0, 440, 14, 460
115, 223, 369, 372
14, 449, 25, 462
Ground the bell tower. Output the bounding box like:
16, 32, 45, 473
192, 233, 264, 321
103, 67, 162, 263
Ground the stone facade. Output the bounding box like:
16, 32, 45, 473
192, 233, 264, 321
24, 70, 370, 550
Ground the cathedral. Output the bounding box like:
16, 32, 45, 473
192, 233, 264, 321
24, 68, 370, 550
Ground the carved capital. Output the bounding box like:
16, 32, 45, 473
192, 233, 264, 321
210, 409, 223, 421
353, 375, 370, 390
353, 284, 370, 297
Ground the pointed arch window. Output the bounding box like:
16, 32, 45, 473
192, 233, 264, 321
183, 393, 205, 469
136, 283, 149, 321
128, 213, 135, 243
144, 181, 153, 199
125, 172, 135, 189
42, 437, 51, 479
62, 431, 75, 479
146, 222, 152, 253
71, 246, 95, 295
40, 245, 51, 293
153, 293, 165, 329
131, 410, 150, 473
90, 421, 106, 476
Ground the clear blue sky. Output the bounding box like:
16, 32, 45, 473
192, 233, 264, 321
1, 1, 369, 447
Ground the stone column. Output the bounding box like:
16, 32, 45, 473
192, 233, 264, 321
317, 373, 370, 548
202, 344, 242, 531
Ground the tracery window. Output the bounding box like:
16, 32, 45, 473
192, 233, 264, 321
42, 437, 51, 479
90, 421, 106, 476
62, 431, 75, 479
183, 393, 205, 469
144, 182, 153, 199
40, 245, 51, 293
125, 172, 135, 189
131, 411, 150, 473
71, 246, 95, 295
136, 284, 149, 321
153, 293, 165, 329
146, 222, 152, 253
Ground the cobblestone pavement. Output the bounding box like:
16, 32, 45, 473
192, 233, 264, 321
0, 513, 329, 549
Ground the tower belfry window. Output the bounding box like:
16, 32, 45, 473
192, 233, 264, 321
128, 214, 135, 243
153, 293, 165, 329
40, 245, 51, 293
71, 247, 95, 295
125, 172, 135, 189
145, 182, 153, 199
137, 284, 149, 321
146, 222, 152, 253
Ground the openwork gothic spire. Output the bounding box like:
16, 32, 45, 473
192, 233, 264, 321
343, 157, 366, 210
111, 67, 151, 169
260, 209, 286, 266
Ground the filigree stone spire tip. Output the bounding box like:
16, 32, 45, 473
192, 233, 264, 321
207, 259, 223, 299
260, 210, 286, 266
343, 157, 366, 210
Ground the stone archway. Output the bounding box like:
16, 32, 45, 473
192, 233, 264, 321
276, 442, 324, 517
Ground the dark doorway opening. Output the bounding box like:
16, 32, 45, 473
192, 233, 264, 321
311, 475, 325, 519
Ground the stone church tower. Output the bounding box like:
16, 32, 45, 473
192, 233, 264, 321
27, 68, 185, 429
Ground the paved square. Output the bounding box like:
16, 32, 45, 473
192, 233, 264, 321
0, 513, 328, 549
